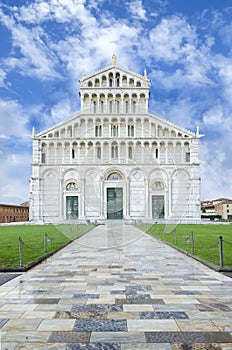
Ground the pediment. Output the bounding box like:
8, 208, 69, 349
36, 111, 196, 140
79, 65, 150, 89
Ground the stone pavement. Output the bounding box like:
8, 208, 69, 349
0, 222, 232, 350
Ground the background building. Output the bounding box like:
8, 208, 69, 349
201, 198, 232, 220
30, 56, 201, 223
0, 202, 29, 223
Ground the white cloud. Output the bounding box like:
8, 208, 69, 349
126, 0, 147, 20
200, 141, 232, 200
0, 69, 7, 87
50, 97, 76, 125
202, 106, 223, 127
0, 99, 29, 138
8, 24, 60, 80
148, 15, 197, 62
0, 151, 31, 204
16, 0, 95, 25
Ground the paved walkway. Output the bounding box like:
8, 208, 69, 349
0, 223, 232, 350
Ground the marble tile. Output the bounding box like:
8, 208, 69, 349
1, 331, 50, 342
2, 318, 42, 331
90, 331, 146, 343
127, 319, 179, 332
37, 319, 75, 331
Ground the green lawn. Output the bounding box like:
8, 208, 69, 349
137, 223, 232, 268
0, 224, 95, 268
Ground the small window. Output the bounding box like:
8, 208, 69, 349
132, 101, 136, 113
109, 78, 113, 87
116, 100, 120, 113
125, 101, 129, 113
41, 153, 46, 163
111, 145, 118, 159
95, 125, 102, 137
109, 101, 113, 113
111, 125, 118, 137
155, 148, 158, 159
128, 146, 133, 159
72, 149, 75, 159
186, 152, 190, 162
97, 146, 101, 159
128, 125, 134, 137
93, 101, 97, 113
100, 101, 104, 113
116, 78, 120, 87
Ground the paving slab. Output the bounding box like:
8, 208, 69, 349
0, 222, 232, 350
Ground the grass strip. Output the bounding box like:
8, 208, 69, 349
137, 223, 232, 268
0, 224, 95, 268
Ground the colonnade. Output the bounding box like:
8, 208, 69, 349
44, 116, 190, 139
40, 139, 191, 165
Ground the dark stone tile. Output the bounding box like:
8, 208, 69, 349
145, 332, 205, 343
48, 331, 90, 343
55, 311, 108, 319
26, 290, 50, 294
125, 294, 151, 299
140, 311, 189, 319
0, 319, 8, 328
66, 344, 120, 350
110, 290, 125, 295
203, 332, 232, 342
115, 298, 165, 305
172, 344, 222, 350
73, 293, 100, 299
27, 298, 60, 304
145, 332, 232, 344
196, 302, 231, 312
73, 319, 127, 332
0, 273, 21, 286
125, 285, 152, 292
71, 304, 123, 313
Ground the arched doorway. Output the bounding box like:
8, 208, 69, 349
105, 171, 125, 219
151, 181, 165, 219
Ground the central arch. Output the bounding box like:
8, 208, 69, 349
104, 170, 127, 220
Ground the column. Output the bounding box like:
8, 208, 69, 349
168, 179, 172, 217
145, 178, 149, 219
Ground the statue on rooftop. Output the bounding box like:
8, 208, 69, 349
112, 53, 117, 65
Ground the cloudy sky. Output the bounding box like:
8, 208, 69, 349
0, 0, 232, 204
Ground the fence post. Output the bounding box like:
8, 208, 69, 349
191, 232, 194, 254
18, 236, 23, 267
219, 236, 223, 268
44, 233, 47, 253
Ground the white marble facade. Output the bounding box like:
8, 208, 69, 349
30, 57, 201, 223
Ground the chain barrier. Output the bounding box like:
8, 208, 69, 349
161, 227, 231, 268
18, 232, 63, 267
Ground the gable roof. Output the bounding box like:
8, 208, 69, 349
80, 64, 150, 84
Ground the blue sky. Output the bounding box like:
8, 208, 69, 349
0, 0, 232, 204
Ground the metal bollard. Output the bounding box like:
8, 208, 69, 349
219, 236, 223, 268
18, 236, 23, 267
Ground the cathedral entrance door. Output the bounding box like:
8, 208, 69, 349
152, 195, 165, 219
107, 188, 123, 219
66, 196, 79, 219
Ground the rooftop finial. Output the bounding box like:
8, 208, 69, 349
112, 53, 117, 65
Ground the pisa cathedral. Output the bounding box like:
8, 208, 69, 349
30, 56, 201, 223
